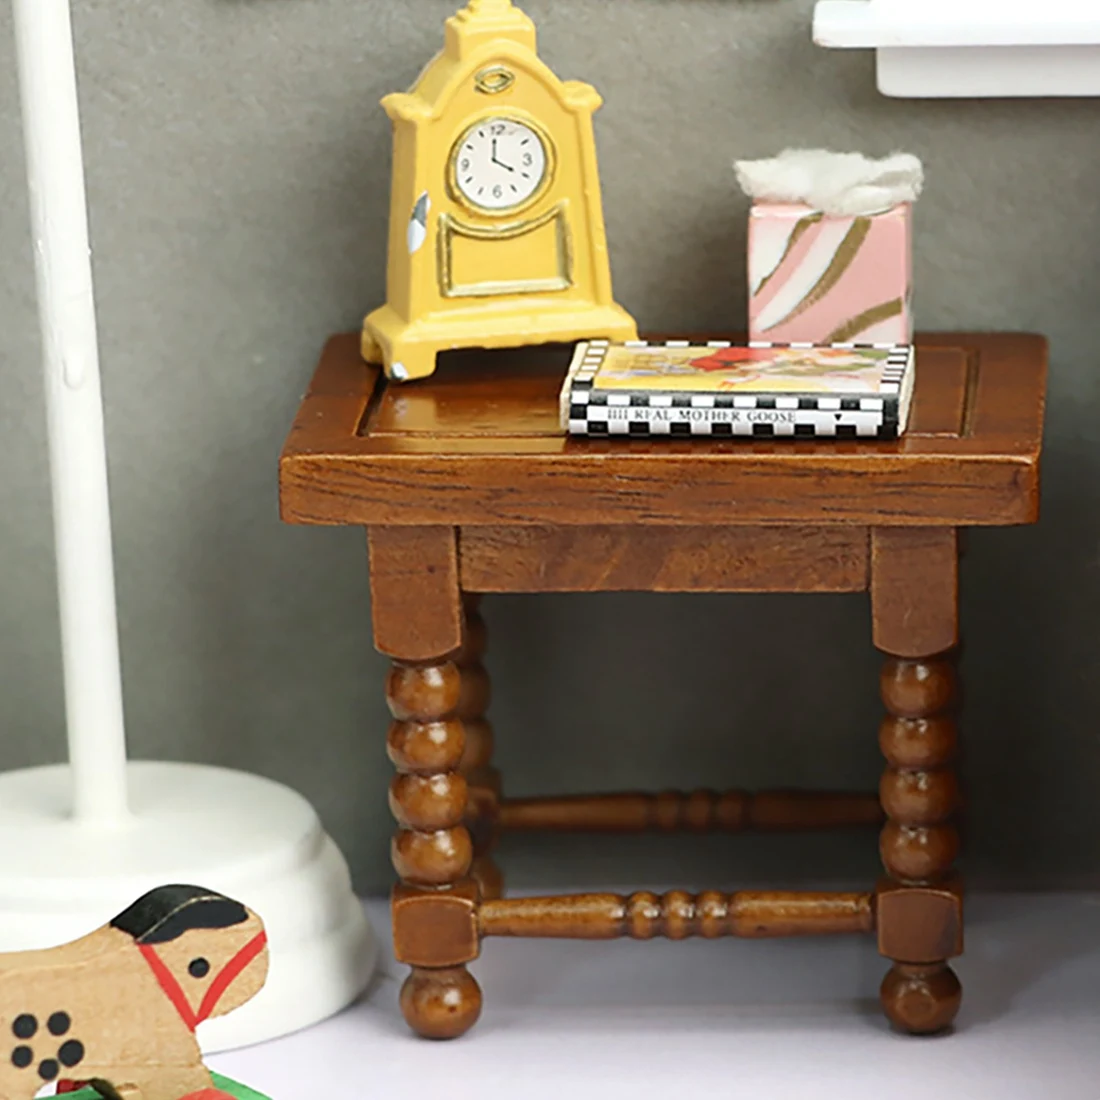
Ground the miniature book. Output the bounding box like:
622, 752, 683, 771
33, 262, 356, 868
735, 150, 923, 345
560, 340, 915, 440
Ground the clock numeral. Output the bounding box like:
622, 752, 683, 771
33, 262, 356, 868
454, 118, 545, 210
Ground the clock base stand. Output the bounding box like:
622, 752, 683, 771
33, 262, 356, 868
361, 300, 637, 381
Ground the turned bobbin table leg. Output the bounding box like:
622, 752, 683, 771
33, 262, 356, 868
877, 653, 962, 1033
368, 527, 484, 1040
457, 594, 503, 900
871, 528, 964, 1036
387, 659, 482, 1039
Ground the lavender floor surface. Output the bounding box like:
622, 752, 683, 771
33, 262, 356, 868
211, 892, 1100, 1100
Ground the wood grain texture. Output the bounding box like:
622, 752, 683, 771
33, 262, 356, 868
277, 329, 1048, 1040
478, 891, 874, 940
279, 333, 1047, 529
911, 345, 969, 436
368, 526, 462, 659
460, 525, 869, 592
494, 790, 883, 832
871, 528, 958, 657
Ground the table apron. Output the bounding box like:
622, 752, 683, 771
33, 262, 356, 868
458, 524, 871, 594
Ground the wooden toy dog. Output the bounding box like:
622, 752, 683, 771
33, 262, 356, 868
0, 885, 269, 1100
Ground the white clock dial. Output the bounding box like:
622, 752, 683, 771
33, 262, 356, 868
452, 118, 548, 212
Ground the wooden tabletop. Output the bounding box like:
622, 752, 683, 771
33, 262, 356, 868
279, 332, 1047, 528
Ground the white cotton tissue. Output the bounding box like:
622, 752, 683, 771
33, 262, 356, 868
734, 149, 924, 217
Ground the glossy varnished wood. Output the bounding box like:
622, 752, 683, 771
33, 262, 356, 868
278, 330, 1047, 1040
494, 790, 883, 832
456, 596, 504, 901
478, 891, 874, 940
872, 536, 964, 1036
460, 525, 870, 593
871, 528, 959, 657
385, 656, 482, 1037
368, 526, 463, 659
280, 333, 1045, 528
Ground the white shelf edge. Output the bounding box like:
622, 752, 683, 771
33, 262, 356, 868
814, 2, 1100, 49
813, 1, 1100, 97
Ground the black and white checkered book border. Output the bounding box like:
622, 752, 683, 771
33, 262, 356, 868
564, 340, 911, 439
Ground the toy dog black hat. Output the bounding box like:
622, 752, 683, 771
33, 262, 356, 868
110, 885, 250, 945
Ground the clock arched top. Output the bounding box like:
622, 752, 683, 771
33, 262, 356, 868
382, 28, 601, 126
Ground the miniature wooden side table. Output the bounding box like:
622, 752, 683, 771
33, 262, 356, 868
280, 332, 1047, 1039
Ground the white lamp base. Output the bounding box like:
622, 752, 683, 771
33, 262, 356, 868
0, 761, 376, 1052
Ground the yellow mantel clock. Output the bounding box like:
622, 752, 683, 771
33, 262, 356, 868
363, 0, 637, 381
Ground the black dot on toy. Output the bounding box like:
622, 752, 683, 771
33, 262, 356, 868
189, 957, 211, 979
12, 1015, 36, 1040
58, 1039, 85, 1068
47, 1012, 71, 1037
11, 1046, 33, 1069
37, 1059, 59, 1082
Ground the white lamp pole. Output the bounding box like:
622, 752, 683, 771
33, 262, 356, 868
12, 0, 130, 824
5, 0, 376, 1050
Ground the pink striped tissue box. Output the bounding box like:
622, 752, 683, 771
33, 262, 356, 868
747, 201, 912, 346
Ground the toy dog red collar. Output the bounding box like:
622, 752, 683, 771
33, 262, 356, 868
139, 931, 268, 1032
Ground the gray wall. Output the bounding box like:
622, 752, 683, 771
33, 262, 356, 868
2, 0, 1098, 894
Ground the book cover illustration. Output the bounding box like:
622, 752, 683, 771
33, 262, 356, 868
561, 340, 914, 440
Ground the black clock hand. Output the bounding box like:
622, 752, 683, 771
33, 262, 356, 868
490, 138, 514, 171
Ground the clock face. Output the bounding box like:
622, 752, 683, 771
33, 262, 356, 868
451, 117, 549, 213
